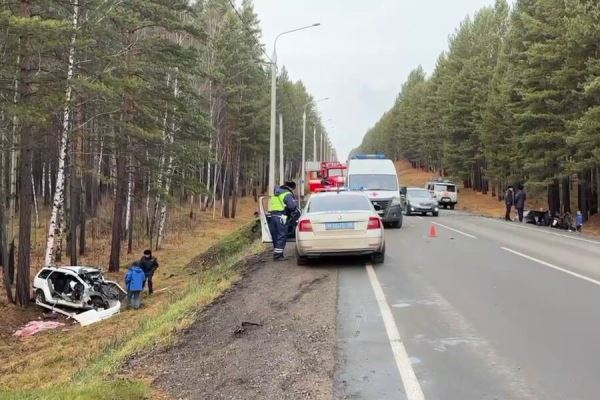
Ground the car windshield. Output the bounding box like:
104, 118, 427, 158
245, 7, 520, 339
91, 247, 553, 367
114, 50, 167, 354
307, 195, 372, 213
434, 184, 456, 192
407, 189, 432, 199
349, 174, 398, 191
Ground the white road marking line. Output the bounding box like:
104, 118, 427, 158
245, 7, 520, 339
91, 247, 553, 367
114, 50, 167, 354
432, 222, 477, 239
489, 218, 600, 245
501, 247, 600, 287
416, 216, 424, 220
366, 263, 425, 400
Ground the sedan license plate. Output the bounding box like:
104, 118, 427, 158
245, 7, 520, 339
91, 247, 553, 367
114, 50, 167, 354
325, 222, 354, 230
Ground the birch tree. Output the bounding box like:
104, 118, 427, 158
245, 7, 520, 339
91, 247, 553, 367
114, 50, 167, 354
45, 0, 79, 267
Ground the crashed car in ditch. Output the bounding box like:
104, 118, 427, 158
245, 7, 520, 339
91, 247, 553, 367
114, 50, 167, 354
33, 266, 127, 326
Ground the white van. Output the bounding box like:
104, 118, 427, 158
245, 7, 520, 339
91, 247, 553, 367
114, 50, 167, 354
347, 154, 403, 228
425, 179, 458, 209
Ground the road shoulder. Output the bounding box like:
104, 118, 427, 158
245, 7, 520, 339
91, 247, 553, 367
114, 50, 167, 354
130, 254, 338, 399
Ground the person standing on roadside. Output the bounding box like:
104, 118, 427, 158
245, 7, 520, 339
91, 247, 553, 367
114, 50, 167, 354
576, 209, 584, 232
504, 185, 515, 221
514, 184, 527, 223
139, 249, 159, 295
270, 181, 298, 261
125, 262, 145, 309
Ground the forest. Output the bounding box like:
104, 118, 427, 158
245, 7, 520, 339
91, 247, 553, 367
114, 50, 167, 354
354, 0, 600, 221
0, 0, 328, 306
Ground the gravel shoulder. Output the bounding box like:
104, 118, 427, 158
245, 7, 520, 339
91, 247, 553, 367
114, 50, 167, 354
135, 253, 338, 400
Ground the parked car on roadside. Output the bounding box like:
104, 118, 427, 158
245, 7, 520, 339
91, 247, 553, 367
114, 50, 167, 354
295, 191, 385, 265
404, 187, 439, 216
425, 179, 458, 209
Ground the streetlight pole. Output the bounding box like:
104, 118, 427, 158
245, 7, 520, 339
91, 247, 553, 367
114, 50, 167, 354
313, 127, 317, 162
279, 113, 284, 185
268, 23, 320, 197
302, 97, 328, 197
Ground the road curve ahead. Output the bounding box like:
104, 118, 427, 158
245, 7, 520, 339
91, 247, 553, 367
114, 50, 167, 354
335, 212, 600, 400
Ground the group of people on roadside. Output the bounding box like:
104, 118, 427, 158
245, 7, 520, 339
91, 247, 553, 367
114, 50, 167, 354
124, 249, 160, 309
505, 184, 584, 232
504, 185, 527, 222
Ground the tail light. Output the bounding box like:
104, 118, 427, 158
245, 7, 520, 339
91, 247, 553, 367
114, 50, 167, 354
367, 217, 382, 230
298, 219, 313, 232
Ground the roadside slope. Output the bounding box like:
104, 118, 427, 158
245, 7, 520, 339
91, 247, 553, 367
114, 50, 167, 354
1, 199, 257, 396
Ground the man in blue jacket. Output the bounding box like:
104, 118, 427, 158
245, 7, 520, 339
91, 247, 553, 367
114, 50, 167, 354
125, 262, 145, 309
270, 181, 298, 261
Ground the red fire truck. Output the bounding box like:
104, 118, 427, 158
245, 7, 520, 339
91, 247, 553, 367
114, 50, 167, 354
307, 161, 347, 193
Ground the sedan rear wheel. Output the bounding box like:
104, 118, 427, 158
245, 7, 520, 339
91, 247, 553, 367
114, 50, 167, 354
371, 244, 386, 265
296, 248, 310, 266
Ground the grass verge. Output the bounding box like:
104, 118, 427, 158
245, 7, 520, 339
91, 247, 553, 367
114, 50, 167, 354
1, 222, 265, 400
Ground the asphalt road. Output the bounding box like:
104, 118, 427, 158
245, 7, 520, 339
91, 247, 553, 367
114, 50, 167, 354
334, 211, 600, 400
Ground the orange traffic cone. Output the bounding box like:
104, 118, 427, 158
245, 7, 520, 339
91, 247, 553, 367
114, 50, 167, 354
429, 224, 438, 238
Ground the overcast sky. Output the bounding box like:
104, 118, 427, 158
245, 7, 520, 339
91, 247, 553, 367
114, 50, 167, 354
252, 0, 504, 160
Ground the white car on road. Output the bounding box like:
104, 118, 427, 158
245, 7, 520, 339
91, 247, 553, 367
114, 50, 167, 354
295, 191, 385, 265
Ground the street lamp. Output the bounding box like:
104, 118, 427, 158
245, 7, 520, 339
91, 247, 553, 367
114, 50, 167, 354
302, 97, 329, 197
268, 23, 320, 196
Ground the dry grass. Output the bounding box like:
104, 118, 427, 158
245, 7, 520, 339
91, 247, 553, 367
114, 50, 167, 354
0, 197, 258, 392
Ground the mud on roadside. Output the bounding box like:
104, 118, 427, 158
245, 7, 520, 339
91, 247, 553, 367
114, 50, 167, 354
127, 254, 338, 400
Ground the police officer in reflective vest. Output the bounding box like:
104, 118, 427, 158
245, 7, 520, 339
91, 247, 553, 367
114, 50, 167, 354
271, 181, 298, 261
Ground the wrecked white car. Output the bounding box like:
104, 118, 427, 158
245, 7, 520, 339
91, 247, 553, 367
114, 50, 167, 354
33, 266, 127, 326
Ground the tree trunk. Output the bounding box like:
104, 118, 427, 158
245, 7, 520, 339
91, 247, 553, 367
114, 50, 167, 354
157, 69, 179, 249
127, 195, 134, 254
561, 176, 571, 214
231, 145, 241, 219
44, 0, 79, 266
109, 147, 127, 272
0, 132, 14, 303
124, 154, 133, 239
548, 179, 561, 216
15, 0, 33, 307
69, 170, 79, 266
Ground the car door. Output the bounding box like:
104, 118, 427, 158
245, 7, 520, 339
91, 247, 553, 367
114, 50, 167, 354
258, 196, 273, 243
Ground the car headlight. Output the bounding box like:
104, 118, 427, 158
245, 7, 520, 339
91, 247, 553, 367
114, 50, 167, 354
391, 197, 401, 206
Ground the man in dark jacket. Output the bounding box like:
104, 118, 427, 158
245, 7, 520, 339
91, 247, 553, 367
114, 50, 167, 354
270, 181, 298, 261
504, 186, 514, 221
514, 184, 527, 222
139, 249, 159, 294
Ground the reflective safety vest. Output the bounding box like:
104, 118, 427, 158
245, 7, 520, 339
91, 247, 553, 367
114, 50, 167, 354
271, 191, 291, 212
